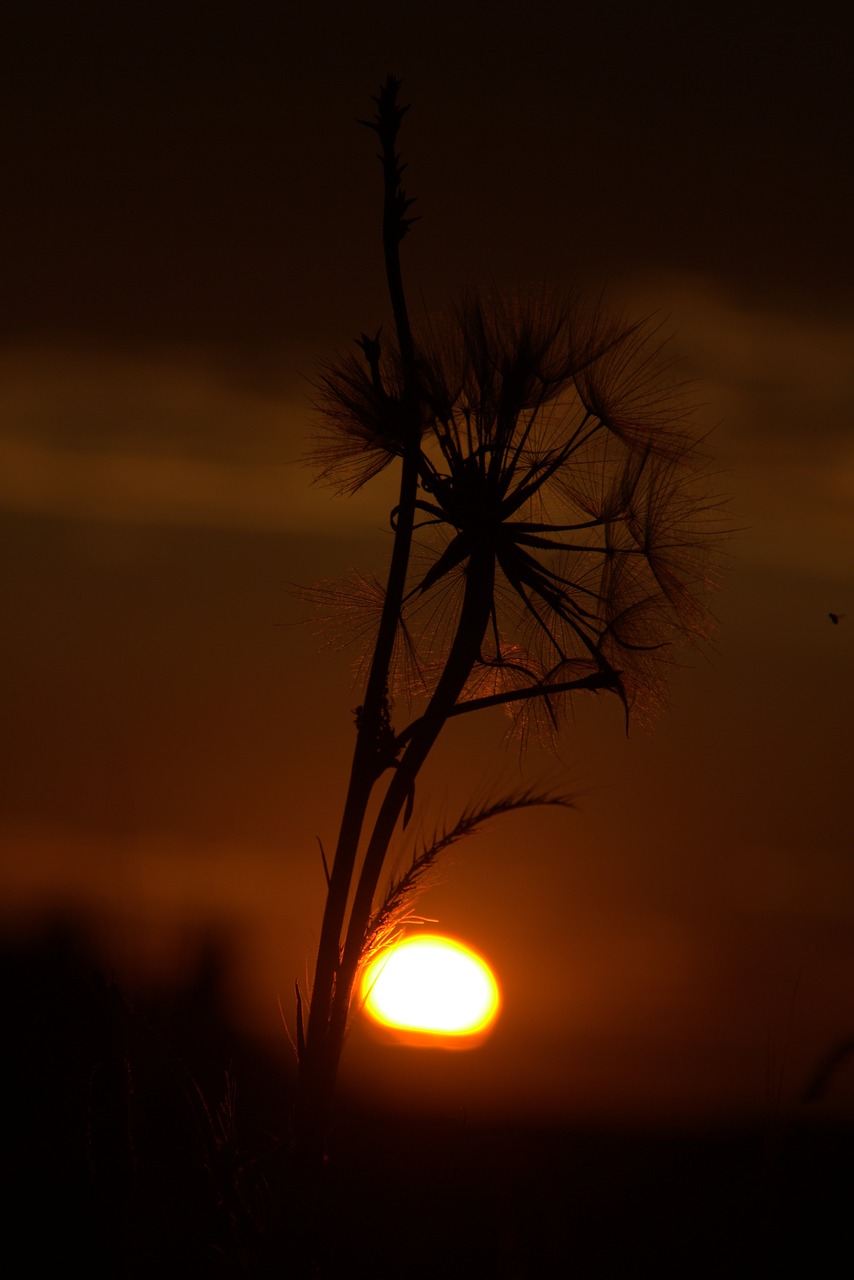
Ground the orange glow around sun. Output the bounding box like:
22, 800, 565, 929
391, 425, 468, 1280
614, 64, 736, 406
360, 934, 501, 1047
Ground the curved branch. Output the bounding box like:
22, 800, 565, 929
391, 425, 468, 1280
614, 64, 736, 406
392, 668, 620, 751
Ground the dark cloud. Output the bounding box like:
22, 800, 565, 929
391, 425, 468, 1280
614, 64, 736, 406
3, 3, 852, 358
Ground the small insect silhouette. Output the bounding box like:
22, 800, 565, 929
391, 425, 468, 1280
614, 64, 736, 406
829, 612, 845, 625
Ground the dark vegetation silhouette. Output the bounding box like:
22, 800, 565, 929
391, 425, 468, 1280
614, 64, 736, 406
291, 74, 725, 1223
10, 76, 853, 1280
7, 920, 853, 1278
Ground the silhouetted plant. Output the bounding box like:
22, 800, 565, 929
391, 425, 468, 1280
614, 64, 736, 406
293, 76, 723, 1204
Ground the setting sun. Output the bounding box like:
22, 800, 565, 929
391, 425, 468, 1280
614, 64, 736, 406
360, 935, 501, 1043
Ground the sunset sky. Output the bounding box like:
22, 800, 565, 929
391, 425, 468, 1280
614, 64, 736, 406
3, 3, 853, 1128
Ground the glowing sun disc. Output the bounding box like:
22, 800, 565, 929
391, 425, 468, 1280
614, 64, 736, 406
361, 935, 500, 1037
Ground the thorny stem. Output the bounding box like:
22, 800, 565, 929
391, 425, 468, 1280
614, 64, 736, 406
294, 76, 422, 1182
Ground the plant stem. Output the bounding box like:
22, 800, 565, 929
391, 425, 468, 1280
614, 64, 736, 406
293, 76, 422, 1184
330, 546, 496, 1060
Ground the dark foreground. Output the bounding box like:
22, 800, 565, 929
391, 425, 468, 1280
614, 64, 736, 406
4, 925, 851, 1277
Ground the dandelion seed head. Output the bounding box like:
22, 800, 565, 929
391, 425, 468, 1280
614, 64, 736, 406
309, 285, 727, 736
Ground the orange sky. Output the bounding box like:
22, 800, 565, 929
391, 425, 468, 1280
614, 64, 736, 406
2, 3, 853, 1129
